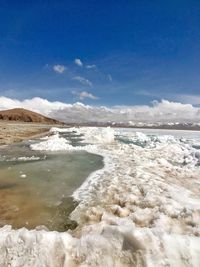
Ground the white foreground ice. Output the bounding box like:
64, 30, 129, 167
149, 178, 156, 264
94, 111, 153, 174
1, 127, 200, 266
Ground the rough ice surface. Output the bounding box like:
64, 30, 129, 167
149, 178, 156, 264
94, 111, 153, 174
30, 134, 73, 151
0, 127, 200, 266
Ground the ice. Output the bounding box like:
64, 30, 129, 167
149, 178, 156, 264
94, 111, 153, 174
87, 127, 115, 143
1, 127, 200, 266
30, 134, 69, 151
134, 131, 150, 142
70, 127, 200, 265
0, 225, 77, 267
17, 156, 40, 161
4, 156, 41, 162
53, 126, 115, 144
153, 134, 176, 143
20, 174, 27, 178
29, 133, 82, 151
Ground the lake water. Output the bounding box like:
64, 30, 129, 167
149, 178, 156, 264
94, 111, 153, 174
0, 134, 103, 231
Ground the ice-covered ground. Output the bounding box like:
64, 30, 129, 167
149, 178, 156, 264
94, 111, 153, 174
0, 127, 200, 267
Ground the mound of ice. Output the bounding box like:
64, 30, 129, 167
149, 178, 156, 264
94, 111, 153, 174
134, 132, 150, 142
44, 127, 115, 147
0, 225, 76, 267
154, 134, 176, 143
91, 127, 115, 143
49, 127, 72, 134
77, 127, 115, 144
30, 132, 95, 152
117, 130, 178, 148
1, 222, 199, 267
30, 134, 74, 151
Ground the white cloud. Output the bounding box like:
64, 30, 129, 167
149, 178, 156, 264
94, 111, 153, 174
175, 94, 200, 105
53, 65, 66, 74
0, 97, 200, 124
86, 65, 96, 69
0, 96, 69, 116
50, 99, 200, 123
72, 76, 93, 87
74, 58, 83, 67
72, 91, 98, 100
136, 91, 200, 106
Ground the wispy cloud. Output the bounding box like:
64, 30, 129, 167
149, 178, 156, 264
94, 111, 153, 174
136, 90, 153, 96
53, 64, 66, 74
74, 58, 83, 67
86, 64, 96, 69
72, 91, 98, 100
72, 76, 93, 87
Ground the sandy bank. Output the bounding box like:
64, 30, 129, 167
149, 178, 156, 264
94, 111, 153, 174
0, 121, 65, 145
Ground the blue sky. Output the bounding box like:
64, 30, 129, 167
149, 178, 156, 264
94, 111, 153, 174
0, 0, 200, 105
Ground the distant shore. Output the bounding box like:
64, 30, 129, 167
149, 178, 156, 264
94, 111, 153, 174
71, 123, 200, 131
1, 121, 200, 146
0, 121, 65, 146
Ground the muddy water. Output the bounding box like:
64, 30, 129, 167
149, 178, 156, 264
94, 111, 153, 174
0, 138, 103, 231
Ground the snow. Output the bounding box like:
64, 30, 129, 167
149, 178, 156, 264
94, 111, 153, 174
1, 127, 200, 266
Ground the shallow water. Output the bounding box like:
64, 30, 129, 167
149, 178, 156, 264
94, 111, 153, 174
0, 137, 103, 231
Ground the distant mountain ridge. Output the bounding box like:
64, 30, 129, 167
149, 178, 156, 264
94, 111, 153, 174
0, 108, 63, 124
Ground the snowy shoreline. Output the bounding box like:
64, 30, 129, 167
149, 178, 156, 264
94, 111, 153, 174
0, 127, 200, 266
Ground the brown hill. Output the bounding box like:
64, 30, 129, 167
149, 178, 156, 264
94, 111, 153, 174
0, 108, 62, 124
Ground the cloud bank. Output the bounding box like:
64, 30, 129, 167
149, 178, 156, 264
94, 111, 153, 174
0, 97, 200, 124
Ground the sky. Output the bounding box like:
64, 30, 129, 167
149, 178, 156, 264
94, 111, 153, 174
0, 0, 200, 107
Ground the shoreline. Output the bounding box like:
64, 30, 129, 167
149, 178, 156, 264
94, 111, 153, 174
0, 121, 66, 146
1, 121, 200, 148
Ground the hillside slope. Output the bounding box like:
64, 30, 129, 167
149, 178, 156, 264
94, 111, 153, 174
0, 108, 62, 124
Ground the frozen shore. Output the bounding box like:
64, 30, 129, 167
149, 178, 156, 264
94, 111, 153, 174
0, 127, 200, 266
